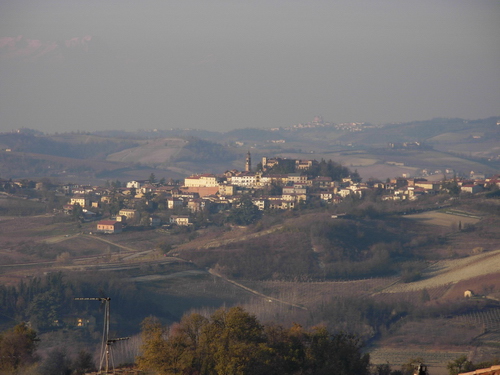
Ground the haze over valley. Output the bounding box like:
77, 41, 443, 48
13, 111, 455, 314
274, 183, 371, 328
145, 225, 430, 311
1, 1, 499, 375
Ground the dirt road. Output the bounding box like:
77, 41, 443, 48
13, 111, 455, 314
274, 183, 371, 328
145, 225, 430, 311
208, 268, 307, 310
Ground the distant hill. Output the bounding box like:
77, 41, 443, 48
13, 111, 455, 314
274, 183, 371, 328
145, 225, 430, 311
0, 131, 240, 181
0, 132, 184, 182
1, 116, 498, 182
358, 117, 499, 145
217, 117, 500, 177
223, 128, 278, 142
95, 128, 223, 141
0, 132, 138, 159
106, 137, 239, 168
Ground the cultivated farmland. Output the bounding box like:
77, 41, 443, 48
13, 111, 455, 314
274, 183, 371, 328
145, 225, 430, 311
404, 210, 481, 228
380, 249, 500, 294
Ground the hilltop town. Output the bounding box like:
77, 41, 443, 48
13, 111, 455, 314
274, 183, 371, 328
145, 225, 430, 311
2, 153, 490, 233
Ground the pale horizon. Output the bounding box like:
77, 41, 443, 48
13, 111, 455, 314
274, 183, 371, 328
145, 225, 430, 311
1, 0, 499, 134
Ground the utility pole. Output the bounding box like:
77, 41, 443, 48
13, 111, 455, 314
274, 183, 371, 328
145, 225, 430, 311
74, 297, 129, 374
104, 337, 130, 373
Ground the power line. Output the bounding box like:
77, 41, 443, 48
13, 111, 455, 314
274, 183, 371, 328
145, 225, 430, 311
74, 297, 128, 374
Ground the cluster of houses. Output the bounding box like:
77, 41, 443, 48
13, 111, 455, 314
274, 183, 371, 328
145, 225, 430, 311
5, 154, 494, 234
379, 177, 486, 201
49, 155, 500, 234
275, 115, 367, 133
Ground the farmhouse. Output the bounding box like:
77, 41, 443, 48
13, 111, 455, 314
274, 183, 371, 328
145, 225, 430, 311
313, 176, 334, 188
251, 197, 268, 211
320, 190, 340, 203
218, 184, 235, 196
461, 184, 482, 194
287, 173, 308, 184
70, 196, 89, 207
415, 181, 441, 191
126, 180, 147, 189
96, 220, 122, 234
63, 204, 75, 214
169, 215, 191, 226
268, 199, 295, 210
282, 186, 307, 195
118, 209, 137, 220
338, 188, 355, 198
72, 185, 94, 195
187, 198, 208, 212
282, 192, 307, 203
140, 183, 156, 194
167, 197, 184, 209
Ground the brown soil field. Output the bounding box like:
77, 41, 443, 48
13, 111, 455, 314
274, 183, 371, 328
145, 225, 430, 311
48, 235, 114, 256
106, 138, 187, 164
404, 211, 481, 227
380, 318, 482, 347
0, 215, 79, 242
0, 216, 65, 264
373, 284, 451, 305
380, 249, 500, 294
242, 278, 396, 308
174, 226, 254, 252
89, 228, 172, 252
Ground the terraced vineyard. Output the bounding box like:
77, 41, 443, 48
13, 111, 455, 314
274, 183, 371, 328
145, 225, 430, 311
373, 284, 452, 304
454, 307, 500, 332
476, 331, 500, 349
368, 347, 468, 375
380, 249, 500, 294
242, 277, 396, 307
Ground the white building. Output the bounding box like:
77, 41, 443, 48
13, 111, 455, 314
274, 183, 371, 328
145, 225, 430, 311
184, 174, 219, 187
229, 172, 259, 187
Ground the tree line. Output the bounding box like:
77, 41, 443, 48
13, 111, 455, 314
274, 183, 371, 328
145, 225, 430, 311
138, 306, 371, 375
0, 271, 162, 334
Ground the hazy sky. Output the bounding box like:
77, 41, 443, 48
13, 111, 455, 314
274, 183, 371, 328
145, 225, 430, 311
1, 0, 499, 134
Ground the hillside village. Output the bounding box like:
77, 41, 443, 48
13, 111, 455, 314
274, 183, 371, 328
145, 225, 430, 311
2, 153, 499, 233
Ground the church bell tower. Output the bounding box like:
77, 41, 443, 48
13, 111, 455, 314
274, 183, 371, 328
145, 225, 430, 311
245, 151, 251, 172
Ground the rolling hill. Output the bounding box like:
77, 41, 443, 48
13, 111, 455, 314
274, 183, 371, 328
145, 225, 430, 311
0, 116, 498, 183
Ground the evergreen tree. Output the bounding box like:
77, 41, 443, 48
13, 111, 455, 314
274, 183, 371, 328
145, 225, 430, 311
149, 173, 157, 185
228, 195, 262, 226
